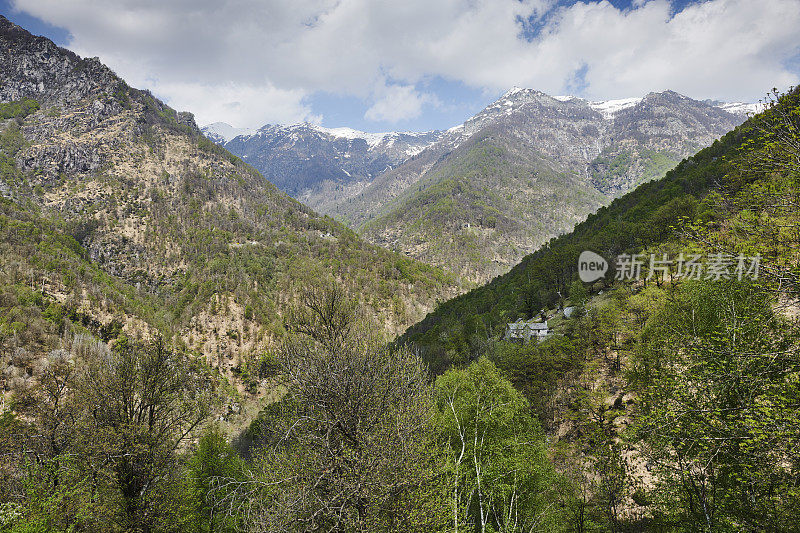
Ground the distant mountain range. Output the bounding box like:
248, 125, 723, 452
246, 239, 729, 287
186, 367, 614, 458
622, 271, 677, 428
206, 89, 756, 282
201, 122, 443, 213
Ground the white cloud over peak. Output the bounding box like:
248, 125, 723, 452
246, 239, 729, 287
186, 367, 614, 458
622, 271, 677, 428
11, 0, 800, 128
151, 82, 317, 130
365, 84, 435, 123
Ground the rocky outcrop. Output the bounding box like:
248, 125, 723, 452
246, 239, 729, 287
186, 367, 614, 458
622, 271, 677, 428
0, 19, 119, 107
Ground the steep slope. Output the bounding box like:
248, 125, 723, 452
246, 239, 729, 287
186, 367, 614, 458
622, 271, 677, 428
0, 17, 460, 394
343, 89, 747, 282
398, 102, 761, 372
202, 122, 442, 213
588, 90, 750, 194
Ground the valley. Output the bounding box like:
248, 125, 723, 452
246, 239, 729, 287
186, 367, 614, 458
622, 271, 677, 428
1, 4, 798, 532
211, 88, 752, 282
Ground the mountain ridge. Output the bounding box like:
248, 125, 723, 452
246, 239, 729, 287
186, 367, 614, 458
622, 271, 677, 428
0, 15, 461, 401
202, 121, 444, 213
207, 88, 756, 283
337, 88, 751, 281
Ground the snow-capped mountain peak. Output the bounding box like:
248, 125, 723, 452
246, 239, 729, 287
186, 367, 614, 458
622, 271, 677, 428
199, 121, 444, 202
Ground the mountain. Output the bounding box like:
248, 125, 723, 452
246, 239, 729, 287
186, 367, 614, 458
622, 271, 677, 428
206, 89, 752, 283
398, 95, 762, 371
0, 16, 461, 397
201, 122, 443, 213
332, 88, 752, 282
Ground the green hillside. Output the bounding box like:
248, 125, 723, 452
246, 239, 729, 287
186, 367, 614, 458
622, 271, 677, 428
360, 129, 606, 282
0, 16, 461, 409
399, 91, 786, 372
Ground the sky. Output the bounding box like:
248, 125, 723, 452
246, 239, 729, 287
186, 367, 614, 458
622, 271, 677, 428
1, 0, 799, 133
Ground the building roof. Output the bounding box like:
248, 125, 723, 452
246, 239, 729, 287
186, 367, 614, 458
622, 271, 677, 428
507, 319, 548, 331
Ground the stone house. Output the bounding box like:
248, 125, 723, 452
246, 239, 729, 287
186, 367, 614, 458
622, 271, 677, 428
504, 318, 549, 343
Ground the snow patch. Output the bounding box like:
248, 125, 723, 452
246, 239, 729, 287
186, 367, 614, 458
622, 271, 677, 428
314, 125, 389, 147
715, 102, 764, 116
404, 145, 425, 157
501, 86, 525, 98
588, 98, 643, 119
303, 124, 437, 148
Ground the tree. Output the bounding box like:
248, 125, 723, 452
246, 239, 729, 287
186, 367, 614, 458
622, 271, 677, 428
433, 357, 565, 533
223, 281, 441, 531
633, 279, 800, 530
569, 361, 629, 532
744, 87, 800, 181
76, 336, 213, 531
568, 279, 589, 308
2, 332, 213, 532
187, 426, 245, 532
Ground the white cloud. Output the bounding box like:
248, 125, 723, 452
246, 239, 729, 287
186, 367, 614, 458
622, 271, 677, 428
151, 82, 317, 129
365, 84, 433, 123
11, 0, 800, 127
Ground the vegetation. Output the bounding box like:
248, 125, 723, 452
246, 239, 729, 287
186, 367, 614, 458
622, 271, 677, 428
3, 14, 800, 530
0, 98, 40, 120
359, 134, 607, 282
390, 87, 800, 530
433, 357, 564, 531
399, 99, 755, 372
0, 25, 464, 529
2, 335, 214, 532
632, 280, 800, 530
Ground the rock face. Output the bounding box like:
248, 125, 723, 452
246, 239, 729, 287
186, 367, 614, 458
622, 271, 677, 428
0, 22, 115, 106
202, 122, 442, 213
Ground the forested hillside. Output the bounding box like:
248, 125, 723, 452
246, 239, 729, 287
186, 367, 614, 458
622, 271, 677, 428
1, 10, 798, 533
400, 99, 762, 370
393, 87, 800, 529
0, 15, 460, 389
0, 17, 465, 530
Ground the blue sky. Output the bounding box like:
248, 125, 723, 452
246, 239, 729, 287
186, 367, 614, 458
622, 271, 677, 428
2, 0, 799, 132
